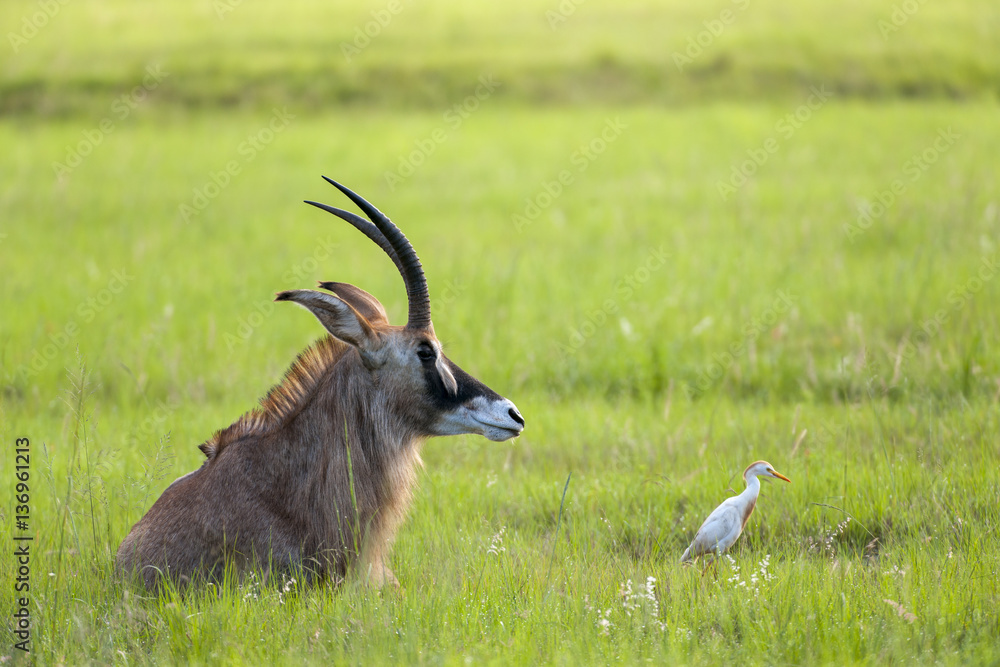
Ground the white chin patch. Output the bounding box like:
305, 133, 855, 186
433, 395, 524, 441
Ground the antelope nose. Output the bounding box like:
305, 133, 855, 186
508, 407, 525, 427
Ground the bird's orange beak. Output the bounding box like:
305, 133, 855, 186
770, 469, 791, 483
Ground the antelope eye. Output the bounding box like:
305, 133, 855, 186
416, 345, 436, 362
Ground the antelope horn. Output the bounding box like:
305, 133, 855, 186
305, 177, 432, 330
303, 200, 404, 278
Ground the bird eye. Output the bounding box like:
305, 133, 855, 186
416, 345, 436, 362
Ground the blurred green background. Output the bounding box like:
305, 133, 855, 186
2, 0, 999, 663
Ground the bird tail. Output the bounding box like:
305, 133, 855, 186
680, 546, 692, 563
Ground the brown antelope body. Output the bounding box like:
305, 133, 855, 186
116, 178, 524, 589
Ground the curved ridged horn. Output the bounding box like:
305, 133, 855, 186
305, 177, 432, 330
303, 199, 404, 278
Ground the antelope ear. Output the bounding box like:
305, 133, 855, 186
276, 289, 384, 366
317, 281, 389, 326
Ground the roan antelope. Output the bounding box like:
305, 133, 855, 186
116, 178, 525, 589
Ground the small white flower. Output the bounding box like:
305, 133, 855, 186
487, 526, 507, 556
598, 609, 614, 636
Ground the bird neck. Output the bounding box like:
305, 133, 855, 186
740, 474, 762, 500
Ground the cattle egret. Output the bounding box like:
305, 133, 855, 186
681, 460, 790, 565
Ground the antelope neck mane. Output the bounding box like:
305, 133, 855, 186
199, 335, 350, 459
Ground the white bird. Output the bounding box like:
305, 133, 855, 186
681, 460, 791, 565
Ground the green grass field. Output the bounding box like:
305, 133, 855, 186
3, 0, 1000, 664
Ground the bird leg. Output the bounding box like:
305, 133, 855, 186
699, 554, 722, 580
700, 555, 715, 579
